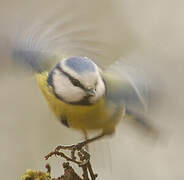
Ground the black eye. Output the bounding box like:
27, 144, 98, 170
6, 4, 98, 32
71, 78, 80, 86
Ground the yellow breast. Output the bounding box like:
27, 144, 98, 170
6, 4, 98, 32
35, 72, 124, 134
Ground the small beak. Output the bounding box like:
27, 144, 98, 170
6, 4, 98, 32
86, 88, 96, 96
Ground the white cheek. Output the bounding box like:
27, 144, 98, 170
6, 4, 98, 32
53, 70, 86, 102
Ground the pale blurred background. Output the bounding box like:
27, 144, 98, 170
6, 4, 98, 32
0, 0, 184, 179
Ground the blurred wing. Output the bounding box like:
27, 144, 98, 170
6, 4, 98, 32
104, 61, 150, 113
13, 37, 63, 72
11, 7, 112, 72
7, 0, 138, 73
103, 60, 159, 133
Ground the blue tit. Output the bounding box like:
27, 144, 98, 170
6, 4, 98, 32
13, 53, 157, 144
13, 25, 157, 145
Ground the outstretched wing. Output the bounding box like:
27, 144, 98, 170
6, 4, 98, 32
103, 60, 160, 133
12, 9, 108, 73
13, 39, 63, 72
104, 61, 150, 113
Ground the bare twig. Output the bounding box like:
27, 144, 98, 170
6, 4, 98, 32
45, 163, 51, 173
45, 151, 81, 164
45, 140, 98, 180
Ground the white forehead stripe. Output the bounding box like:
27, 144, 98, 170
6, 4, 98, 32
64, 56, 96, 74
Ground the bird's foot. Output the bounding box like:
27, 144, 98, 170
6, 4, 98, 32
54, 140, 89, 160
54, 132, 105, 160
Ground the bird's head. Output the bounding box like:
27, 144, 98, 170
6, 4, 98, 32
47, 56, 106, 105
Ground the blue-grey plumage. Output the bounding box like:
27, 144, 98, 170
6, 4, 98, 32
65, 57, 96, 74
105, 62, 150, 113
13, 39, 62, 73
103, 61, 158, 133
14, 50, 53, 72
12, 11, 108, 73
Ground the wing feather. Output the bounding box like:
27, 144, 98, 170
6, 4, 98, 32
12, 10, 107, 72
104, 61, 151, 114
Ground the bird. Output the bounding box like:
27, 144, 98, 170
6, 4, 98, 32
13, 52, 157, 147
12, 15, 159, 151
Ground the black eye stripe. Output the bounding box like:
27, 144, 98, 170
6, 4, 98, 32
56, 64, 86, 90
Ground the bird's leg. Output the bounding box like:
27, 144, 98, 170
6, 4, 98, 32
83, 130, 89, 151
55, 132, 106, 160
74, 132, 105, 150
56, 132, 105, 151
